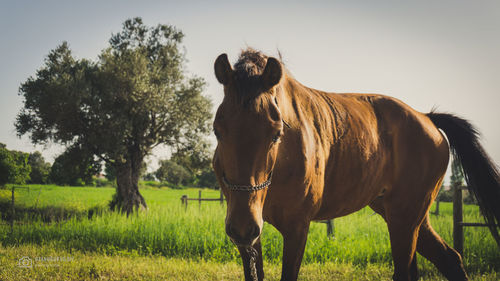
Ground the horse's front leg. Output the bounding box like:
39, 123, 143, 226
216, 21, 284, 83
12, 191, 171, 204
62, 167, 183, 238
280, 221, 310, 281
237, 237, 264, 281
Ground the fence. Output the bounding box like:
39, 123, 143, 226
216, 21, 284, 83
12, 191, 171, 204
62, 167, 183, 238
179, 185, 499, 245
179, 190, 335, 237
180, 190, 225, 209
452, 184, 498, 256
7, 184, 491, 247
320, 219, 335, 238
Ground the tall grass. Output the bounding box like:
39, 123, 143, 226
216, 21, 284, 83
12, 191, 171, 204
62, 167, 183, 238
1, 185, 498, 275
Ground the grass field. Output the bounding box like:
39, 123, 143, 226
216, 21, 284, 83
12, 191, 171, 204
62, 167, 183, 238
0, 184, 499, 280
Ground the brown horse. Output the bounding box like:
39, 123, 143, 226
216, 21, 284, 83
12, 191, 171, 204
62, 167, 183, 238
212, 49, 500, 281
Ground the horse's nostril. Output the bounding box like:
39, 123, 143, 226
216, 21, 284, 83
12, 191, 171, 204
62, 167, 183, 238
249, 224, 261, 240
226, 223, 240, 240
226, 222, 261, 244
225, 223, 233, 238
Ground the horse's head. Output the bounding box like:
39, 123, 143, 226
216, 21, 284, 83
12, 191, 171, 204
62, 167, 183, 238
213, 51, 284, 246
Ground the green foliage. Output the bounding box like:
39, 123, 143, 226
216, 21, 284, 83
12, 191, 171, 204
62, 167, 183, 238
27, 151, 51, 184
170, 140, 212, 177
167, 140, 217, 188
0, 144, 31, 186
450, 158, 478, 204
437, 158, 477, 205
451, 157, 465, 187
155, 159, 191, 185
197, 168, 218, 189
141, 172, 156, 181
463, 190, 478, 204
49, 146, 101, 186
104, 162, 116, 182
140, 180, 167, 188
0, 147, 13, 186
94, 177, 112, 187
437, 186, 453, 202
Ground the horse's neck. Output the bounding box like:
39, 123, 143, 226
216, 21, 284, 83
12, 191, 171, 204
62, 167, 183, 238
279, 77, 347, 142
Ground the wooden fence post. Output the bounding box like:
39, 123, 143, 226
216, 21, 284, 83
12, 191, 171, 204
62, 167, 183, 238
326, 219, 334, 239
453, 184, 464, 256
34, 186, 42, 208
181, 195, 188, 210
10, 186, 15, 234
180, 191, 227, 209
434, 195, 440, 216
198, 190, 202, 209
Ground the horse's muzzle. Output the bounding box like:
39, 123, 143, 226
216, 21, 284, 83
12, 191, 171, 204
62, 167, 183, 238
225, 222, 261, 246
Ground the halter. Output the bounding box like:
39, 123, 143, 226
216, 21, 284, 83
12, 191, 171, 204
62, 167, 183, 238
223, 171, 273, 192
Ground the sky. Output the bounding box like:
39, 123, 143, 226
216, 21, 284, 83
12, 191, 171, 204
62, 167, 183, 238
1, 0, 499, 178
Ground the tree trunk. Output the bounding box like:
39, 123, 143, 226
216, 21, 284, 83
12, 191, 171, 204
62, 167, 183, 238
109, 156, 147, 215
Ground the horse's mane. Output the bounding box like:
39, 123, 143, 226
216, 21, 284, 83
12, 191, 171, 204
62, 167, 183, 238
230, 48, 292, 110
228, 49, 272, 106
234, 48, 268, 78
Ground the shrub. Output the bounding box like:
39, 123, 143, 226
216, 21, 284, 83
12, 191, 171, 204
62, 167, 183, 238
155, 160, 191, 186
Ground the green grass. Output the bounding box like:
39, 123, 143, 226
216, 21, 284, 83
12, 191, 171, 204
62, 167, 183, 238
0, 184, 499, 280
1, 244, 499, 281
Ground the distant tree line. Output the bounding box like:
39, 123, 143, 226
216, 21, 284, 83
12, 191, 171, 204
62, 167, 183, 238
0, 143, 92, 186
0, 143, 31, 186
152, 142, 217, 188
1, 142, 218, 189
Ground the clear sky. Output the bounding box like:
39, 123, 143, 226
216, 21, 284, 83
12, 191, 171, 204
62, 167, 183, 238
1, 0, 499, 176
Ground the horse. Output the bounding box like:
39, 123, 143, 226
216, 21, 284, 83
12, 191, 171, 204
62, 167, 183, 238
212, 49, 500, 281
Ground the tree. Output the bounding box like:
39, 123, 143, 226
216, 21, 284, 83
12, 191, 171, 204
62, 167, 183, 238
450, 157, 477, 204
27, 151, 51, 184
142, 172, 156, 181
49, 146, 101, 186
15, 18, 212, 214
170, 139, 212, 178
169, 139, 215, 187
0, 144, 31, 187
450, 157, 464, 187
104, 162, 116, 182
155, 159, 190, 186
197, 168, 218, 189
0, 147, 15, 187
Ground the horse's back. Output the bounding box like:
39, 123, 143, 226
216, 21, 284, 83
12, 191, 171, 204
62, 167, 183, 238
316, 93, 449, 219
365, 94, 449, 182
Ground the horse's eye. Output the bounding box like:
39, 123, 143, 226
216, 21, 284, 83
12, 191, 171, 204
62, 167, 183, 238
272, 131, 282, 143
214, 128, 221, 140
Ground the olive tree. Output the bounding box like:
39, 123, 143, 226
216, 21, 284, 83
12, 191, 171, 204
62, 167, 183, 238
15, 18, 212, 214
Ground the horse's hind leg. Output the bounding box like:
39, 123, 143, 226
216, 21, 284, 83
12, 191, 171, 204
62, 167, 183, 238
370, 193, 469, 281
387, 204, 424, 281
370, 197, 420, 281
416, 215, 468, 280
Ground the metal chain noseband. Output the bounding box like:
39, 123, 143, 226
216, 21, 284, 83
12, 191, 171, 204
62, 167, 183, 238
222, 172, 273, 192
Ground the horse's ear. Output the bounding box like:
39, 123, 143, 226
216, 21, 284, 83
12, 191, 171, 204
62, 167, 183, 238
262, 57, 282, 90
214, 54, 233, 85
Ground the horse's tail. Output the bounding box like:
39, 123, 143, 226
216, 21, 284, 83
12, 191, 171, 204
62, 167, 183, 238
427, 111, 500, 246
